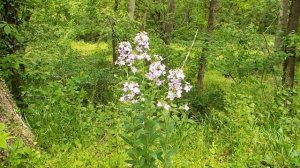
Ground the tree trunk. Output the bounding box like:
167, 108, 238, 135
128, 0, 136, 20
0, 79, 34, 147
165, 0, 175, 44
2, 1, 25, 107
112, 0, 119, 65
140, 11, 148, 31
282, 0, 300, 88
157, 0, 166, 41
274, 0, 289, 50
197, 0, 217, 91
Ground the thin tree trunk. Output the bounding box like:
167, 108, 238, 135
274, 0, 289, 50
165, 0, 175, 44
128, 0, 136, 20
140, 11, 147, 31
197, 0, 217, 91
158, 0, 166, 41
282, 0, 300, 88
184, 5, 191, 25
112, 0, 119, 65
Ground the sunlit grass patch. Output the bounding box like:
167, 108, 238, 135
169, 43, 186, 51
205, 70, 233, 87
40, 143, 127, 167
71, 41, 109, 56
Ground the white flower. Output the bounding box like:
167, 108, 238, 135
184, 104, 189, 111
156, 80, 163, 86
167, 69, 191, 101
167, 91, 175, 101
146, 61, 166, 86
134, 32, 149, 53
133, 87, 140, 94
120, 81, 141, 103
144, 54, 151, 61
164, 103, 170, 110
120, 96, 126, 102
131, 67, 138, 74
184, 82, 192, 92
154, 55, 163, 61
132, 99, 138, 103
157, 102, 163, 107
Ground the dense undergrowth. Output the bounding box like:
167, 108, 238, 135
1, 33, 299, 167
1, 0, 300, 167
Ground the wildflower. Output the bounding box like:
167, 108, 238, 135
140, 94, 145, 101
157, 102, 163, 107
144, 54, 151, 61
118, 41, 132, 56
120, 82, 141, 103
131, 66, 138, 74
134, 32, 149, 53
115, 42, 136, 67
167, 90, 175, 101
156, 80, 163, 86
164, 103, 170, 110
167, 69, 189, 101
184, 82, 192, 92
154, 55, 163, 61
120, 95, 126, 102
146, 61, 166, 86
184, 104, 189, 111
135, 53, 151, 62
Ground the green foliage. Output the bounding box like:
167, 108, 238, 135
5, 139, 41, 168
115, 35, 191, 167
0, 123, 10, 149
1, 0, 300, 167
25, 75, 102, 146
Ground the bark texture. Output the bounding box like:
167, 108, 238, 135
2, 1, 26, 107
112, 0, 119, 65
274, 0, 289, 50
197, 0, 217, 91
0, 79, 34, 147
165, 0, 175, 44
128, 0, 136, 20
282, 0, 300, 88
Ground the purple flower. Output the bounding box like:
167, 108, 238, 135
167, 91, 174, 100
167, 69, 188, 101
134, 32, 149, 54
146, 61, 166, 86
115, 42, 136, 67
120, 82, 141, 103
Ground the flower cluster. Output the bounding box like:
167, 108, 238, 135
167, 69, 192, 101
120, 82, 141, 103
136, 53, 151, 61
115, 42, 135, 66
117, 32, 192, 107
146, 60, 166, 86
134, 31, 150, 54
157, 101, 170, 110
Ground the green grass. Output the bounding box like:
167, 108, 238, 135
4, 38, 299, 168
70, 41, 109, 56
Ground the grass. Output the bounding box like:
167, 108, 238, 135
70, 41, 109, 56
6, 38, 299, 167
